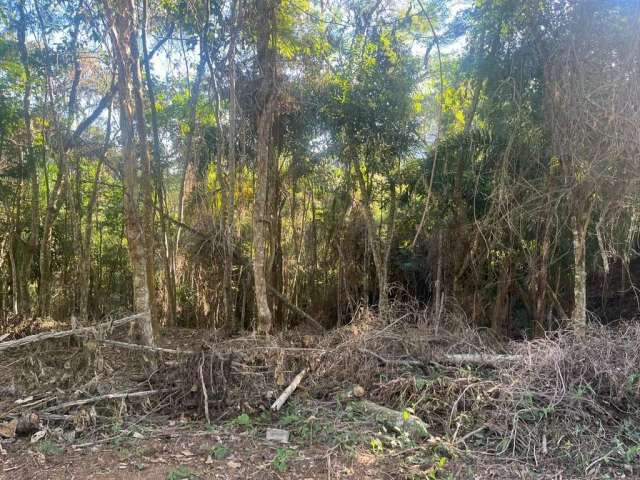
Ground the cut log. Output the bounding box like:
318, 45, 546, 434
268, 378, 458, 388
354, 400, 429, 440
0, 312, 148, 353
271, 368, 307, 411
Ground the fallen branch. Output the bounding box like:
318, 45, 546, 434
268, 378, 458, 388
440, 353, 522, 367
358, 348, 423, 367
43, 389, 165, 413
199, 353, 211, 424
271, 368, 307, 411
95, 338, 197, 355
266, 284, 325, 332
358, 348, 522, 368
0, 312, 149, 353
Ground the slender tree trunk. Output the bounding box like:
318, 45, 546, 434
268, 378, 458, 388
253, 100, 275, 334
9, 234, 19, 315
533, 212, 552, 337
129, 7, 159, 337
38, 175, 64, 318
141, 0, 176, 327
104, 0, 155, 345
252, 0, 278, 334
491, 261, 511, 335
17, 0, 38, 315
571, 215, 589, 333
353, 158, 394, 318
223, 0, 240, 329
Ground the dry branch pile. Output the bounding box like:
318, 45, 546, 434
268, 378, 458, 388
1, 309, 639, 473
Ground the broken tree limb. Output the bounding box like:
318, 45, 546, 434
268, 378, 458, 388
358, 348, 423, 367
266, 284, 325, 332
271, 368, 307, 411
43, 389, 166, 413
0, 312, 149, 353
440, 353, 522, 367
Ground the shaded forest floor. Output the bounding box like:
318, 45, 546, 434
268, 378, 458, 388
1, 314, 639, 479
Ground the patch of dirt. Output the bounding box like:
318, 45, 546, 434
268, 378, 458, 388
1, 417, 399, 480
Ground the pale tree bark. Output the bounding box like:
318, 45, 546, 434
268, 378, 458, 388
252, 0, 278, 334
141, 0, 176, 327
570, 208, 592, 333
104, 0, 155, 345
223, 0, 240, 330
8, 233, 20, 315
129, 3, 160, 337
253, 98, 276, 334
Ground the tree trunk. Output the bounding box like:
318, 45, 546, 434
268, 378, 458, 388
129, 6, 160, 337
491, 261, 511, 335
141, 0, 176, 327
223, 0, 239, 330
533, 217, 552, 338
253, 100, 275, 334
104, 0, 155, 345
353, 159, 395, 319
8, 234, 20, 315
252, 0, 278, 335
17, 0, 38, 315
571, 215, 589, 333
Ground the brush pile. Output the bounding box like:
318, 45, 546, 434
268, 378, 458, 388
1, 308, 639, 474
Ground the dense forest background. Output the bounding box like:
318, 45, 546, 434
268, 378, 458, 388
1, 0, 639, 343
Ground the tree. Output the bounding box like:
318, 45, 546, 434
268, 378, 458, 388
546, 0, 640, 331
104, 0, 157, 345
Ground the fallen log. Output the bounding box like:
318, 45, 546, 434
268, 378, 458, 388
0, 312, 149, 353
358, 348, 522, 368
271, 368, 307, 411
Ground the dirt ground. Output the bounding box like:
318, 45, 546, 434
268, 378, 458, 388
1, 423, 377, 479
0, 407, 616, 480
0, 424, 575, 480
